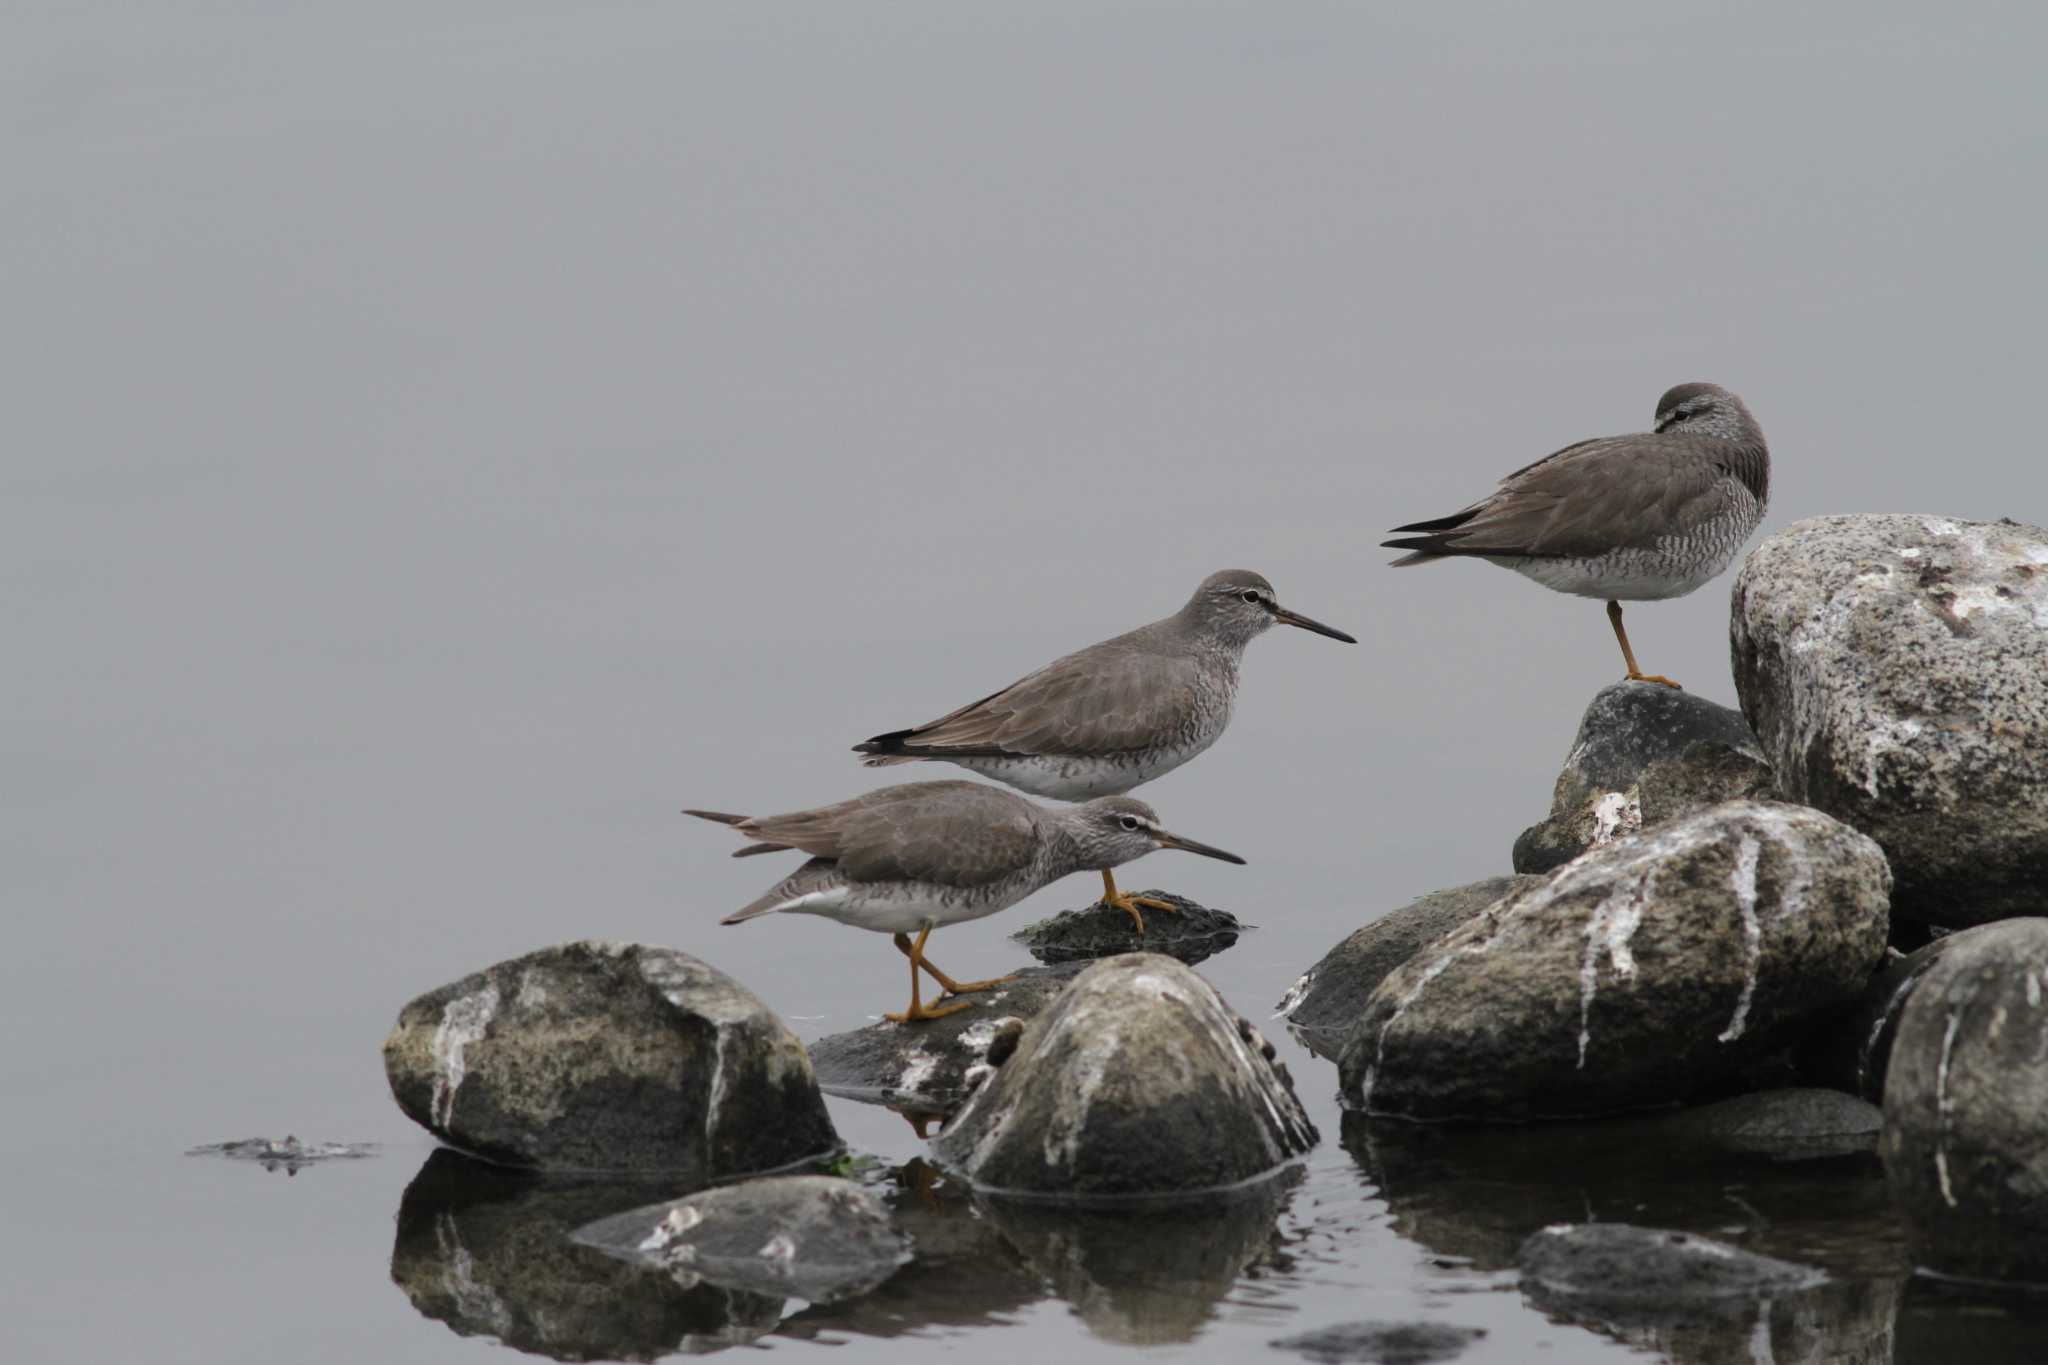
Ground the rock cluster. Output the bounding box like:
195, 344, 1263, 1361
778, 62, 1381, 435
382, 941, 837, 1174
1733, 513, 2048, 927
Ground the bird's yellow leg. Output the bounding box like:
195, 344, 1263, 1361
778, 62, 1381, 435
885, 926, 977, 1022
1606, 600, 1682, 690
892, 932, 1014, 995
1099, 869, 1179, 935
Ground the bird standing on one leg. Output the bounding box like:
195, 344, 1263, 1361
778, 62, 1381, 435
686, 780, 1245, 1023
1381, 383, 1769, 690
850, 569, 1353, 930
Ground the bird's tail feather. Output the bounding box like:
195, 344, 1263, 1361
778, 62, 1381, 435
684, 808, 750, 826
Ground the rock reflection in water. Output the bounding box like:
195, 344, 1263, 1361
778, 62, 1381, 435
390, 1149, 785, 1359
1893, 1276, 2048, 1364
1343, 1112, 1906, 1364
972, 1168, 1298, 1345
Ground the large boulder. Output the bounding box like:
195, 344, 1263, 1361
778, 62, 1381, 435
1732, 514, 2048, 926
1275, 876, 1538, 1059
571, 1176, 910, 1304
389, 1149, 785, 1358
1881, 917, 2048, 1284
1339, 801, 1891, 1120
1513, 682, 1773, 875
383, 941, 837, 1173
931, 954, 1316, 1195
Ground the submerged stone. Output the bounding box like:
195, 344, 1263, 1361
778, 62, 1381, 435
572, 1175, 911, 1304
1269, 1320, 1486, 1365
932, 954, 1316, 1195
185, 1136, 377, 1171
382, 940, 837, 1173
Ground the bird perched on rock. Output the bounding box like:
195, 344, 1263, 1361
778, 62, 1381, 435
850, 569, 1353, 928
686, 780, 1244, 1022
1383, 383, 1768, 689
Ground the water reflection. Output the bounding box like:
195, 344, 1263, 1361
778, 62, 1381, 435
390, 1150, 785, 1359
390, 1148, 1299, 1357
1344, 1113, 1907, 1364
1893, 1276, 2048, 1363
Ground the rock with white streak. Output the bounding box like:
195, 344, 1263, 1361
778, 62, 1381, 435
572, 1175, 910, 1304
931, 954, 1317, 1195
1276, 876, 1539, 1060
382, 941, 837, 1173
1512, 682, 1773, 875
1881, 917, 2048, 1284
1732, 514, 2048, 926
1338, 801, 1891, 1120
1797, 934, 1966, 1103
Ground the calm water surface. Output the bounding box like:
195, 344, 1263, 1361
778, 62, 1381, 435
10, 3, 2048, 1361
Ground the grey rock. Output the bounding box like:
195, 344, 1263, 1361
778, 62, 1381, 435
1653, 1087, 1881, 1160
1520, 1222, 1825, 1304
1799, 935, 1965, 1102
808, 965, 1080, 1115
1513, 682, 1773, 875
932, 954, 1317, 1195
1012, 891, 1243, 965
1882, 917, 2048, 1284
1269, 1321, 1485, 1365
390, 1149, 786, 1359
1339, 801, 1892, 1120
978, 1172, 1295, 1344
1275, 876, 1537, 1060
572, 1175, 910, 1304
382, 940, 837, 1173
185, 1136, 377, 1172
1732, 513, 2048, 926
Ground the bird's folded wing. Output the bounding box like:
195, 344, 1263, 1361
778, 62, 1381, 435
834, 786, 1044, 887
882, 640, 1199, 759
1437, 437, 1740, 559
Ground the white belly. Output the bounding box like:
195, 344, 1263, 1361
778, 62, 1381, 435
1495, 542, 1739, 602
949, 740, 1214, 800
774, 882, 1026, 934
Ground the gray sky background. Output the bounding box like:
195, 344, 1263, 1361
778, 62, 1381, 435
5, 3, 2044, 1361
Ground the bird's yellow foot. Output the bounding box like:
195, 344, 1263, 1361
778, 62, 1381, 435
1625, 671, 1684, 690
932, 974, 1016, 995
1100, 890, 1180, 935
886, 998, 978, 1024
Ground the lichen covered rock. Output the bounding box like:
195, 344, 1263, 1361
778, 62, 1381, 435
1338, 801, 1891, 1120
931, 954, 1316, 1195
1513, 682, 1772, 875
382, 940, 836, 1173
1732, 513, 2048, 926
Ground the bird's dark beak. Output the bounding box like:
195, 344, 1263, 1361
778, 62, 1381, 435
1154, 829, 1248, 865
1271, 604, 1358, 643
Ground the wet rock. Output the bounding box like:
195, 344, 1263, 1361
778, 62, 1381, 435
1275, 876, 1537, 1060
572, 1175, 909, 1304
1521, 1222, 1824, 1305
1012, 891, 1243, 965
1513, 682, 1773, 875
1654, 1087, 1881, 1160
184, 1136, 377, 1172
1799, 936, 1964, 1102
1881, 917, 2048, 1284
808, 965, 1078, 1114
1339, 801, 1891, 1120
1269, 1320, 1485, 1365
932, 954, 1316, 1195
382, 940, 837, 1173
390, 1148, 785, 1358
977, 1171, 1295, 1344
1732, 514, 2048, 927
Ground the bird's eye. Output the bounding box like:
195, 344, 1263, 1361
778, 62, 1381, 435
1118, 815, 1141, 831
1240, 590, 1262, 604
